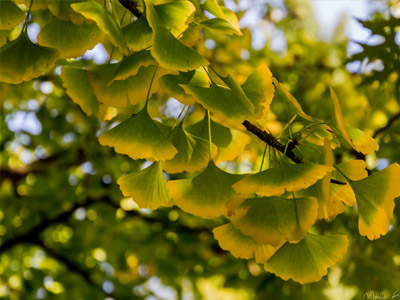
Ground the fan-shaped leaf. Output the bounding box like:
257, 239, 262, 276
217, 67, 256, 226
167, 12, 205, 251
213, 223, 283, 263
201, 0, 241, 35
0, 32, 59, 84
346, 163, 400, 240
60, 67, 98, 116
37, 19, 103, 58
99, 107, 178, 160
144, 0, 208, 71
231, 196, 318, 246
168, 160, 245, 219
71, 1, 128, 55
16, 0, 50, 10
347, 126, 379, 154
335, 160, 368, 181
264, 233, 349, 284
233, 163, 333, 198
117, 161, 171, 209
0, 0, 25, 30
122, 14, 153, 51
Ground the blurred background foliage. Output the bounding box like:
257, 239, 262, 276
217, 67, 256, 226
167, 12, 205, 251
1, 0, 399, 299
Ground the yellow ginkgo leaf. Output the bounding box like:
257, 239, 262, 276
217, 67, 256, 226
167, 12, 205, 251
99, 107, 177, 161
186, 113, 251, 163
213, 223, 283, 263
168, 160, 245, 219
335, 160, 368, 181
163, 123, 216, 174
346, 163, 400, 240
0, 32, 59, 84
16, 0, 50, 10
37, 19, 103, 59
117, 161, 171, 210
347, 126, 379, 154
242, 64, 275, 119
60, 67, 98, 116
330, 169, 357, 207
201, 0, 242, 35
231, 196, 318, 246
0, 0, 25, 30
233, 163, 333, 198
264, 233, 349, 284
144, 0, 208, 71
122, 14, 153, 51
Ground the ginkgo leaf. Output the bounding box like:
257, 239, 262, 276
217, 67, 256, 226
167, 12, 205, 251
144, 0, 208, 71
346, 163, 400, 240
181, 83, 254, 125
71, 1, 128, 55
213, 223, 283, 263
99, 106, 178, 160
335, 160, 368, 181
106, 50, 157, 84
329, 88, 357, 150
163, 123, 215, 173
233, 163, 333, 198
330, 169, 357, 207
305, 139, 344, 220
122, 14, 153, 51
48, 0, 87, 24
264, 233, 349, 284
60, 67, 98, 116
273, 78, 313, 122
231, 196, 318, 246
160, 68, 209, 105
0, 0, 25, 30
117, 161, 171, 209
242, 64, 275, 119
201, 0, 242, 35
0, 32, 59, 84
186, 113, 251, 163
347, 126, 379, 154
87, 64, 162, 107
168, 160, 245, 219
16, 0, 50, 10
154, 0, 195, 37
0, 30, 7, 47
200, 18, 240, 36
37, 19, 103, 59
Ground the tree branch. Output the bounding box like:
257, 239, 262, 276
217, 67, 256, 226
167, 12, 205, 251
118, 0, 142, 18
373, 111, 400, 138
242, 120, 346, 185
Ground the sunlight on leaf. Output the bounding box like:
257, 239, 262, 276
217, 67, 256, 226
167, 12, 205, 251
122, 14, 153, 51
347, 126, 379, 154
0, 0, 25, 30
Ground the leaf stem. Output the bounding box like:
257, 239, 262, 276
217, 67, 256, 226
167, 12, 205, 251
259, 144, 268, 172
207, 110, 213, 160
145, 66, 158, 103
21, 0, 34, 33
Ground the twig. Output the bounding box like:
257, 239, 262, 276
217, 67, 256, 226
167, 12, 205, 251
118, 0, 142, 18
242, 120, 346, 185
373, 111, 400, 138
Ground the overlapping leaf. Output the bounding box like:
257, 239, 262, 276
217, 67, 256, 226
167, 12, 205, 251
122, 14, 153, 51
264, 233, 349, 284
233, 163, 333, 198
213, 223, 283, 263
117, 161, 171, 209
201, 0, 242, 35
99, 107, 178, 160
347, 126, 379, 154
231, 196, 318, 245
0, 0, 25, 30
144, 0, 208, 71
168, 160, 245, 219
37, 19, 103, 58
0, 32, 59, 84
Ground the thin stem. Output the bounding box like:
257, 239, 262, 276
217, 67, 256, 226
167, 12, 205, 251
21, 0, 34, 33
170, 105, 187, 132
108, 47, 115, 63
207, 110, 213, 160
259, 144, 268, 172
146, 66, 158, 102
203, 66, 217, 86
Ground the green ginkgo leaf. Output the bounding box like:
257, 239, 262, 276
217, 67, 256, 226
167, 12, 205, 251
60, 67, 98, 116
154, 0, 195, 37
231, 196, 318, 246
16, 0, 51, 10
87, 64, 162, 107
160, 68, 209, 105
144, 0, 208, 71
213, 223, 283, 263
0, 32, 59, 84
122, 14, 153, 51
233, 163, 333, 198
71, 1, 128, 55
264, 233, 349, 284
186, 113, 251, 163
117, 161, 171, 209
48, 0, 91, 25
201, 0, 242, 35
168, 160, 245, 219
347, 126, 379, 154
346, 163, 400, 240
0, 30, 8, 47
37, 19, 103, 59
163, 123, 216, 173
200, 18, 240, 36
0, 0, 25, 30
181, 82, 254, 125
106, 50, 157, 84
273, 78, 313, 122
99, 106, 178, 160
242, 64, 275, 119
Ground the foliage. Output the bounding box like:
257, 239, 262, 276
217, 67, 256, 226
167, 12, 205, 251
1, 0, 400, 299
